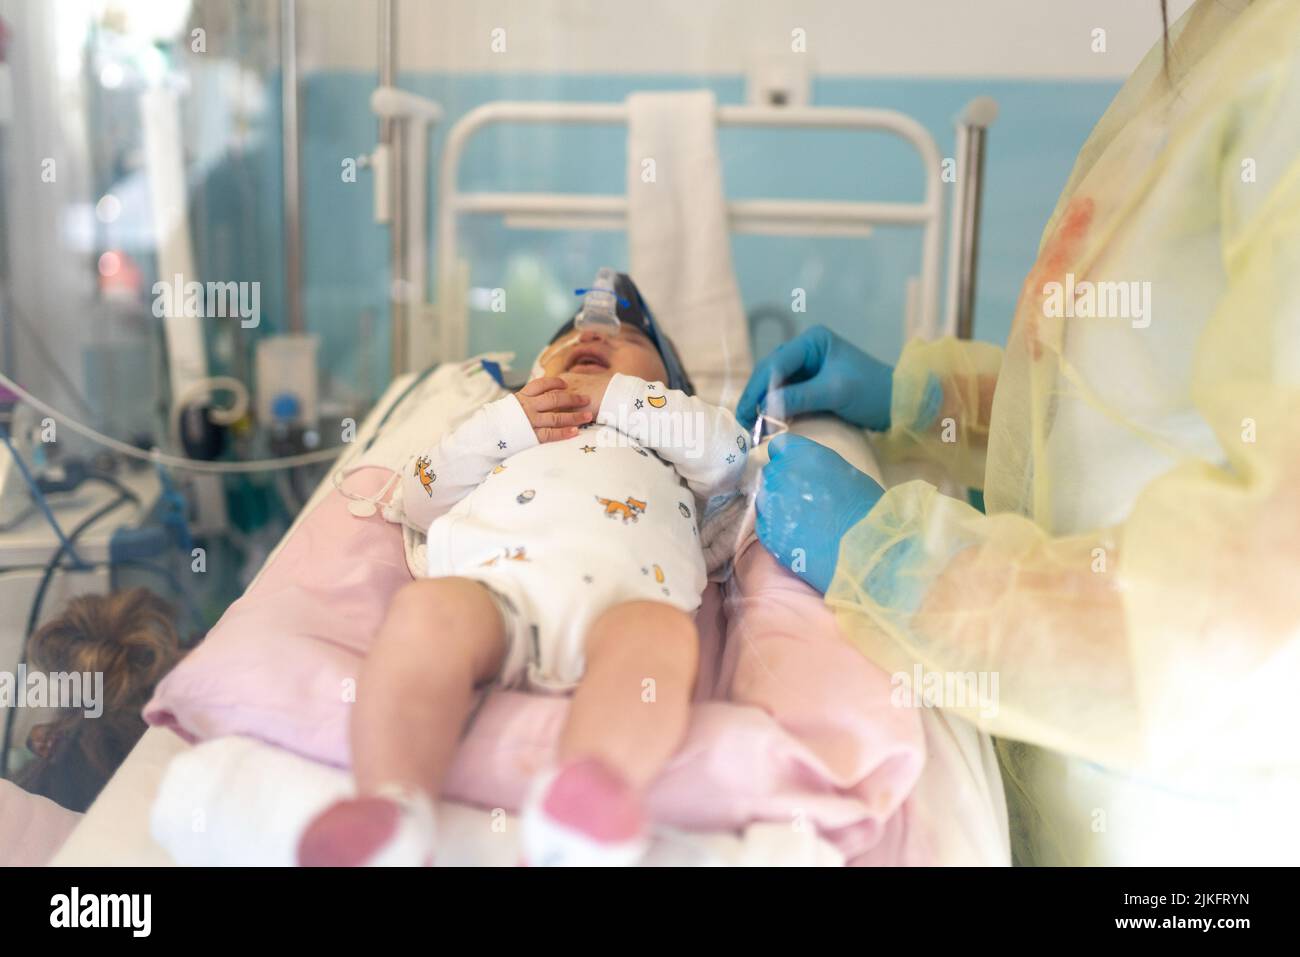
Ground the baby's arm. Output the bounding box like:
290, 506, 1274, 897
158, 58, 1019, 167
596, 373, 749, 501
400, 394, 539, 532
401, 377, 593, 532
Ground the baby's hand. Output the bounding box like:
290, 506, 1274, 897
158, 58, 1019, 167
515, 377, 594, 443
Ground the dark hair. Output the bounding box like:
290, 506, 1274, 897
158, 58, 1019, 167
15, 588, 186, 811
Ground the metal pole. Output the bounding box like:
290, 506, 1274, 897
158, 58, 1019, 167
955, 126, 985, 340
953, 97, 997, 341
378, 0, 395, 141
280, 0, 303, 333
379, 0, 407, 375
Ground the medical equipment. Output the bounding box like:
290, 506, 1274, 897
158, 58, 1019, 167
750, 412, 789, 448
573, 267, 623, 336
0, 372, 339, 475
255, 335, 319, 429
0, 393, 41, 529
333, 468, 399, 520
546, 270, 696, 394
0, 433, 90, 571
169, 376, 251, 458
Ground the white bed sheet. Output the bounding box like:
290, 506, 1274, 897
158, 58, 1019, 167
51, 707, 1008, 866
50, 728, 850, 866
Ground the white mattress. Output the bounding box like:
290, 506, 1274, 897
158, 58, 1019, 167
51, 702, 1009, 866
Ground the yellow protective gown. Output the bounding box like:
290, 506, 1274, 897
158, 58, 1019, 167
828, 0, 1300, 856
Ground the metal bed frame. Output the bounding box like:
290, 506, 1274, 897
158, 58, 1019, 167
370, 92, 996, 373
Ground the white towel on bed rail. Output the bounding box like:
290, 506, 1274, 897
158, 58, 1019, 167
627, 90, 751, 407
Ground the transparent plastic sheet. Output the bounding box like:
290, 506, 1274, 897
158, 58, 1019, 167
826, 0, 1300, 862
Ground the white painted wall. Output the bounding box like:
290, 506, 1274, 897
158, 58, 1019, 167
300, 0, 1197, 79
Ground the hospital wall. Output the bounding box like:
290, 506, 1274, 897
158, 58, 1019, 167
297, 72, 1121, 391
205, 1, 1184, 401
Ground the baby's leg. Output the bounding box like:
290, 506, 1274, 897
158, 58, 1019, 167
559, 600, 698, 790
352, 577, 506, 798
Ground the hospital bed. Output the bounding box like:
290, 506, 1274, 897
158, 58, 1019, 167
49, 95, 1010, 866
51, 373, 1008, 867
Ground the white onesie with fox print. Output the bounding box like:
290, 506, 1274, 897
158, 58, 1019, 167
401, 373, 749, 692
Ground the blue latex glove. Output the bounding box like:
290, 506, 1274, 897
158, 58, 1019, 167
862, 536, 929, 617
736, 325, 894, 432
755, 434, 885, 594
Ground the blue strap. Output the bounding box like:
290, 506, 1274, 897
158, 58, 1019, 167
573, 289, 631, 308
479, 358, 507, 388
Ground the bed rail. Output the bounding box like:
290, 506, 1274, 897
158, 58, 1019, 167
379, 97, 992, 370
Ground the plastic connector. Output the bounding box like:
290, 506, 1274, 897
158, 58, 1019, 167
574, 266, 621, 336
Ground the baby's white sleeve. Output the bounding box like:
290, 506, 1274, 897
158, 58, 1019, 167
400, 394, 538, 532
596, 373, 750, 502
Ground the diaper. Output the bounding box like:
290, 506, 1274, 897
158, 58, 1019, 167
463, 548, 698, 693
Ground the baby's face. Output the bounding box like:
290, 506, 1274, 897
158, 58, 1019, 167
538, 325, 668, 384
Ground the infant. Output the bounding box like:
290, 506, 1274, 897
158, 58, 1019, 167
300, 272, 748, 867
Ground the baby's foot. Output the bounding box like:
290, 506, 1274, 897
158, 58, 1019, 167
297, 787, 437, 867
520, 758, 649, 866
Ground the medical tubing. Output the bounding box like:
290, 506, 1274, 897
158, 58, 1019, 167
1, 431, 89, 569
169, 376, 252, 450
0, 372, 342, 474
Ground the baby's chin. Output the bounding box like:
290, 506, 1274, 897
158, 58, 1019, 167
558, 367, 615, 385
587, 362, 667, 381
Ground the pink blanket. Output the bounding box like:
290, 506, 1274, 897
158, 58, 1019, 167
146, 468, 924, 863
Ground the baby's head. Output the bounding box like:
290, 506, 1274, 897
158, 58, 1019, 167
533, 272, 694, 395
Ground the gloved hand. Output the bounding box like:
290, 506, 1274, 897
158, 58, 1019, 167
755, 434, 885, 594
736, 325, 894, 432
